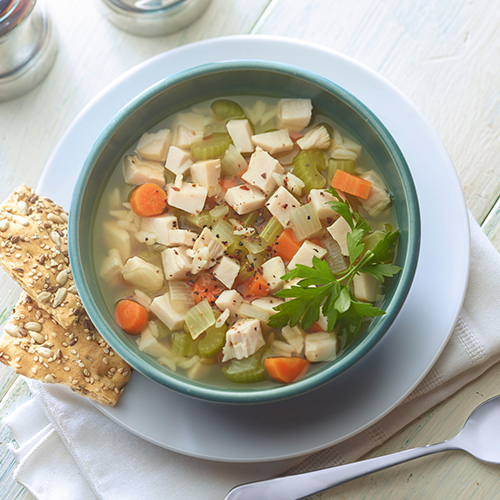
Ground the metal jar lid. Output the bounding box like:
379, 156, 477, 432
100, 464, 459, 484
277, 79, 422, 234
0, 0, 58, 101
100, 0, 212, 37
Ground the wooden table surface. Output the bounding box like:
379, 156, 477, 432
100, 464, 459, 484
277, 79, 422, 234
1, 0, 500, 498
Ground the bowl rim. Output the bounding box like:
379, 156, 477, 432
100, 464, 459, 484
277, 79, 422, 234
69, 60, 420, 404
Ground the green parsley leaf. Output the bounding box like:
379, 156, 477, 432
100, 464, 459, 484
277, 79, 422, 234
361, 263, 401, 281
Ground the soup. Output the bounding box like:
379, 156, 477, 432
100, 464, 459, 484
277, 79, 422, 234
93, 95, 399, 386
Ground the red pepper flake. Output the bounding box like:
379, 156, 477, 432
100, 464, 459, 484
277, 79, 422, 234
261, 173, 267, 179
171, 187, 180, 192
239, 185, 250, 191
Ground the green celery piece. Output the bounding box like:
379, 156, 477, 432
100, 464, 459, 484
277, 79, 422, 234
241, 210, 259, 227
259, 217, 282, 245
185, 210, 214, 230
237, 262, 255, 281
198, 324, 226, 358
292, 150, 327, 192
191, 133, 232, 161
211, 99, 245, 120
225, 238, 249, 260
329, 158, 356, 175
222, 350, 266, 384
172, 331, 196, 357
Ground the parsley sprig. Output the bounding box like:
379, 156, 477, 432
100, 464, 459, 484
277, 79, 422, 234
267, 188, 401, 335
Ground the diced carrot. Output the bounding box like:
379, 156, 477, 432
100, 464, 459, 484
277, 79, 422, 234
331, 170, 372, 200
114, 299, 149, 335
274, 229, 302, 262
130, 183, 168, 217
264, 357, 310, 384
205, 196, 217, 210
243, 272, 269, 299
192, 273, 223, 307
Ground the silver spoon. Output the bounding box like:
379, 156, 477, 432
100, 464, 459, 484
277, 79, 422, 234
225, 395, 500, 500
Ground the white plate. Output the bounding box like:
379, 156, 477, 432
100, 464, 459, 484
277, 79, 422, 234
38, 35, 469, 463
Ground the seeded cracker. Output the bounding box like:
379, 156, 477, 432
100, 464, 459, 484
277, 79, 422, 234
0, 185, 81, 329
0, 294, 131, 405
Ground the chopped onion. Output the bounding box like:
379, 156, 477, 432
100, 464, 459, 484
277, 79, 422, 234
322, 235, 348, 274
168, 281, 195, 311
290, 203, 322, 241
184, 299, 216, 339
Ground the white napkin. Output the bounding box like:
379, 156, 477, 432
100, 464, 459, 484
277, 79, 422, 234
5, 212, 500, 499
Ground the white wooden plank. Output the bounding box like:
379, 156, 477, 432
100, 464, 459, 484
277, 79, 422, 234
254, 0, 500, 222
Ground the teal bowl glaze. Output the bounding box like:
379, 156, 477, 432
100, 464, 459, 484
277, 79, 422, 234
69, 61, 420, 404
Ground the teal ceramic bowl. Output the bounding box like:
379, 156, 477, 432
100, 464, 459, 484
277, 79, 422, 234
69, 61, 420, 404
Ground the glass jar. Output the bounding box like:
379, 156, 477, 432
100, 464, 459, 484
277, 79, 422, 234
0, 0, 57, 101
100, 0, 212, 37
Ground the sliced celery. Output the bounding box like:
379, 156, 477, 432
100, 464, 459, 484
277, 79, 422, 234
225, 238, 249, 260
328, 158, 356, 175
211, 99, 245, 120
292, 150, 327, 193
221, 144, 247, 177
171, 331, 197, 357
184, 299, 216, 339
190, 133, 232, 161
222, 350, 266, 384
238, 263, 255, 282
198, 323, 226, 358
246, 252, 264, 269
290, 203, 322, 241
240, 210, 258, 228
212, 220, 236, 246
242, 236, 267, 254
185, 211, 214, 230
209, 204, 229, 221
259, 217, 282, 245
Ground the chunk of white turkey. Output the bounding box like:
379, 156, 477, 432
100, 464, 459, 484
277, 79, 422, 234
161, 246, 192, 281
150, 293, 186, 330
241, 147, 285, 195
352, 272, 380, 303
121, 256, 164, 292
359, 170, 392, 216
305, 332, 337, 362
282, 325, 306, 355
215, 289, 244, 316
164, 145, 193, 176
224, 183, 267, 215
172, 112, 205, 148
103, 221, 131, 262
327, 216, 352, 256
282, 172, 305, 197
138, 322, 173, 358
136, 128, 171, 162
167, 182, 208, 215
226, 119, 255, 154
139, 214, 178, 246
167, 229, 197, 247
261, 256, 286, 292
122, 155, 165, 186
297, 125, 331, 150
278, 98, 312, 131
100, 248, 123, 281
251, 297, 284, 317
328, 129, 362, 160
309, 189, 339, 220
213, 256, 240, 288
288, 240, 327, 270
191, 227, 225, 274
265, 186, 301, 227
222, 318, 265, 362
190, 159, 221, 197
251, 129, 293, 155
